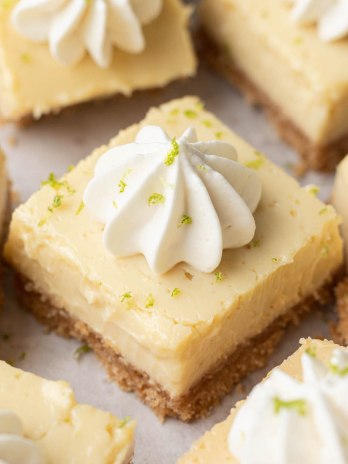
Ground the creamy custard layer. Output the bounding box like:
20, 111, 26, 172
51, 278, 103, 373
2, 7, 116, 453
178, 338, 338, 464
0, 361, 135, 464
199, 0, 348, 145
4, 97, 343, 397
0, 0, 196, 121
333, 155, 348, 267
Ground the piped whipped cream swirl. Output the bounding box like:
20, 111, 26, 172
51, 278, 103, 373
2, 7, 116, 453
0, 409, 45, 464
84, 125, 262, 274
229, 346, 348, 464
11, 0, 162, 67
286, 0, 348, 42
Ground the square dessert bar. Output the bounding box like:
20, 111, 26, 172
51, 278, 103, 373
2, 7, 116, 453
0, 361, 135, 464
178, 339, 341, 463
199, 0, 348, 171
0, 0, 196, 121
4, 97, 343, 421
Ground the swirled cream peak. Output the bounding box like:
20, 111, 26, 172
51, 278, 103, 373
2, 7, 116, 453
286, 0, 348, 42
228, 347, 348, 463
11, 0, 163, 68
84, 125, 262, 274
0, 409, 45, 464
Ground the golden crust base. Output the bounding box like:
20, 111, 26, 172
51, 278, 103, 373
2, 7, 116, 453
15, 270, 339, 421
198, 31, 347, 172
335, 277, 348, 344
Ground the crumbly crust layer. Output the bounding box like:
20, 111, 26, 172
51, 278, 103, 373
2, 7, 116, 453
335, 277, 348, 344
198, 31, 347, 172
0, 184, 11, 310
16, 271, 339, 421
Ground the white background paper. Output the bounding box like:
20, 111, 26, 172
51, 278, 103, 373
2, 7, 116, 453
0, 60, 337, 463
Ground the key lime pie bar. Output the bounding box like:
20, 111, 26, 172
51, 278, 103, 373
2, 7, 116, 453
4, 97, 343, 421
0, 150, 9, 310
0, 361, 135, 463
0, 0, 196, 121
333, 155, 348, 343
199, 0, 348, 171
178, 338, 348, 463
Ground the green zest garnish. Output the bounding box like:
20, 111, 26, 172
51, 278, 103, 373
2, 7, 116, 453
215, 271, 224, 282
319, 207, 328, 215
75, 201, 85, 215
305, 346, 317, 358
306, 185, 320, 196
48, 194, 64, 213
164, 138, 180, 166
145, 294, 155, 308
171, 288, 181, 297
215, 131, 224, 140
273, 397, 307, 416
118, 416, 131, 428
120, 292, 132, 303
245, 158, 264, 170
148, 193, 165, 206
74, 344, 92, 360
272, 257, 279, 263
201, 119, 213, 128
38, 218, 47, 227
330, 363, 348, 377
42, 172, 76, 213
196, 164, 208, 171
179, 215, 192, 227
183, 109, 198, 119
118, 180, 127, 193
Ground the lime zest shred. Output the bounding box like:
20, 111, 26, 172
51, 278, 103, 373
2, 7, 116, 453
74, 344, 92, 360
164, 138, 180, 166
330, 362, 348, 377
183, 109, 198, 119
215, 271, 224, 282
120, 292, 132, 303
178, 215, 192, 227
273, 397, 307, 416
118, 416, 131, 428
118, 180, 127, 193
171, 288, 181, 297
75, 201, 85, 216
145, 294, 155, 308
148, 193, 165, 206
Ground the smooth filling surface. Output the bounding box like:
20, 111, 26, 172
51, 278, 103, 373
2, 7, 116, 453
5, 97, 343, 398
0, 0, 195, 120
199, 0, 348, 144
0, 361, 135, 464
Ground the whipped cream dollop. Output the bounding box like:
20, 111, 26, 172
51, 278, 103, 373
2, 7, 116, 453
0, 409, 45, 464
286, 0, 348, 42
229, 347, 348, 464
11, 0, 162, 67
84, 125, 262, 274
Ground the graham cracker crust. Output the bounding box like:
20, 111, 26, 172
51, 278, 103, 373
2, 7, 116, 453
0, 184, 11, 310
15, 270, 339, 422
198, 31, 347, 172
335, 277, 348, 345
